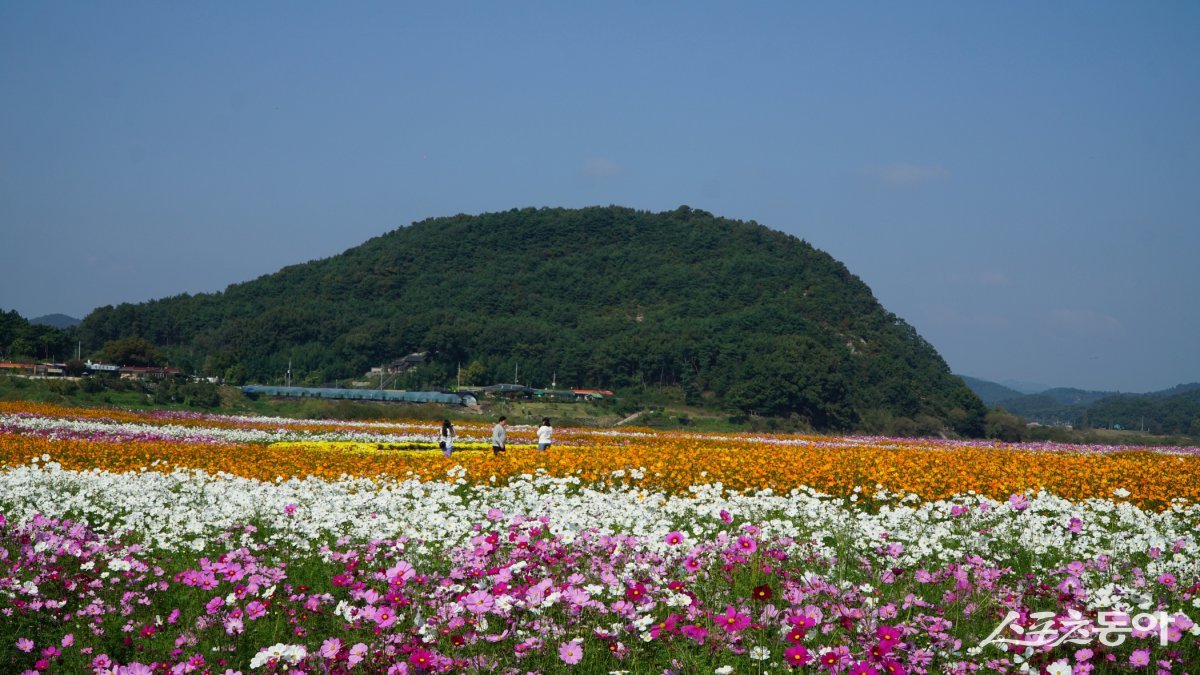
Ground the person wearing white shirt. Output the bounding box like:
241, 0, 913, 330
536, 418, 553, 452
439, 419, 456, 458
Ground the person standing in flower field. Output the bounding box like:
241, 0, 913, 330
439, 419, 456, 458
536, 417, 553, 452
491, 416, 508, 456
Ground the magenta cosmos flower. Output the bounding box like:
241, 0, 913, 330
716, 605, 751, 632
735, 534, 758, 554
784, 644, 811, 668
408, 647, 434, 669
664, 531, 684, 546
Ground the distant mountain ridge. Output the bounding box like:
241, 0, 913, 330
959, 374, 1200, 436
78, 205, 986, 433
31, 314, 81, 329
956, 375, 1024, 407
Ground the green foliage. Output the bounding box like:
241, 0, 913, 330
984, 408, 1027, 442
223, 363, 248, 386
74, 206, 984, 433
80, 375, 107, 394
153, 378, 221, 408
0, 309, 74, 361
97, 336, 161, 366
1085, 386, 1200, 436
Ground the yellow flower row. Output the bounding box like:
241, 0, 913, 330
2, 405, 1199, 508
270, 441, 538, 455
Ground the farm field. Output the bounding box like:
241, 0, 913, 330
1, 401, 1198, 674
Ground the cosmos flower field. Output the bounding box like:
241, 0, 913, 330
1, 402, 1198, 674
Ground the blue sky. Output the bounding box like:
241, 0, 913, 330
2, 2, 1197, 393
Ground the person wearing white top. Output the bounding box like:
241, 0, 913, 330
536, 418, 553, 452
439, 419, 456, 458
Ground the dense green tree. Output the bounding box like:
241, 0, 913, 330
64, 359, 87, 376
985, 408, 1027, 442
0, 309, 74, 361
97, 337, 161, 366
224, 364, 248, 386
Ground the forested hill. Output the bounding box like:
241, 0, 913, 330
78, 206, 985, 433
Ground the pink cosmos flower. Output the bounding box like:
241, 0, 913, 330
848, 662, 880, 675
348, 642, 368, 667
736, 535, 757, 554
463, 589, 494, 614
283, 503, 297, 516
61, 634, 74, 648
17, 638, 34, 653
1007, 493, 1030, 511
563, 586, 591, 607
1129, 649, 1150, 667
374, 607, 398, 629
558, 640, 583, 665
385, 561, 416, 586
664, 531, 684, 546
650, 614, 680, 639
320, 638, 342, 659
245, 600, 267, 620
876, 625, 902, 646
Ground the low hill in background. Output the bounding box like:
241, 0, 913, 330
31, 314, 81, 329
77, 206, 985, 433
957, 375, 1024, 407
960, 375, 1200, 437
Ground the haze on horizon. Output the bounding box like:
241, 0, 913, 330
1, 2, 1197, 394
